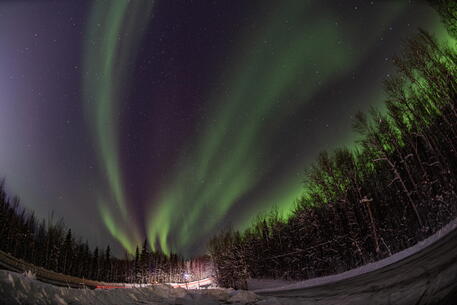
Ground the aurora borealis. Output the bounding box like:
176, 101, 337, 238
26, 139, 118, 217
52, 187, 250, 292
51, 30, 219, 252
0, 1, 448, 256
83, 0, 154, 253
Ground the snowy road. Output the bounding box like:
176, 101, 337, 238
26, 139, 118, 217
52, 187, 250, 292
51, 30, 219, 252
253, 219, 457, 305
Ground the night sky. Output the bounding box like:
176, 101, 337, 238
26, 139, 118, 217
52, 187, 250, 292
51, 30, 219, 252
0, 0, 448, 257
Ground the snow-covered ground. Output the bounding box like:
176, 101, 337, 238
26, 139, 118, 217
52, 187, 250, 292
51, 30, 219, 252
0, 270, 294, 305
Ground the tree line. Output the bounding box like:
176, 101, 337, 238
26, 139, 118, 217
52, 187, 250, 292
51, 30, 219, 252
209, 28, 456, 289
0, 183, 211, 283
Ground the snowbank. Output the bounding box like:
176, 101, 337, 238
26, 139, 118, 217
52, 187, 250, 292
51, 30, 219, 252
0, 270, 287, 305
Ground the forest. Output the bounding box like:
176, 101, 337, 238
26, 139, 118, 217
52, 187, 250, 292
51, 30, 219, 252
0, 183, 211, 284
209, 29, 457, 289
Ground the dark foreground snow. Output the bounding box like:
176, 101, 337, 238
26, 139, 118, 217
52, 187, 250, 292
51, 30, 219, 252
0, 270, 300, 305
252, 218, 457, 305
251, 217, 457, 293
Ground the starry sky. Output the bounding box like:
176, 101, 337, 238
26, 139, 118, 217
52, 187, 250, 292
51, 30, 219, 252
0, 0, 448, 257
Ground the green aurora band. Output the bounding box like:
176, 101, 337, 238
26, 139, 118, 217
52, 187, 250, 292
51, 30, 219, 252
81, 1, 448, 255
146, 1, 427, 255
83, 1, 154, 254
